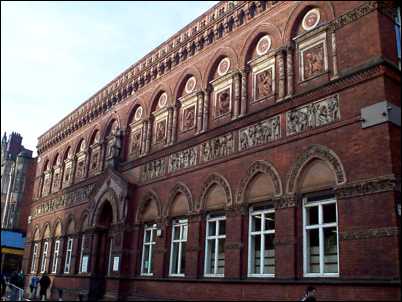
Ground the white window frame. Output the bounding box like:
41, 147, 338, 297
169, 219, 188, 277
141, 225, 157, 276
248, 207, 275, 277
204, 214, 226, 277
108, 237, 113, 275
51, 240, 60, 274
40, 241, 49, 273
303, 196, 339, 277
31, 243, 39, 273
79, 234, 86, 273
64, 238, 74, 274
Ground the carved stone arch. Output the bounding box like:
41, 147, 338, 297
239, 21, 283, 67
283, 1, 336, 43
286, 144, 346, 194
42, 158, 50, 173
148, 83, 174, 116
164, 182, 194, 218
127, 100, 145, 126
100, 114, 122, 140
198, 173, 233, 211
73, 137, 87, 154
41, 222, 52, 240
78, 210, 91, 232
91, 188, 120, 227
173, 66, 203, 99
88, 125, 102, 145
51, 152, 61, 167
63, 214, 77, 236
237, 160, 283, 205
135, 190, 162, 224
32, 225, 41, 241
203, 46, 240, 88
62, 145, 72, 161
52, 218, 63, 238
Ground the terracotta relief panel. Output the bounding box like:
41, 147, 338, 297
286, 94, 340, 136
129, 128, 142, 158
154, 118, 167, 144
215, 87, 232, 118
141, 158, 167, 182
168, 146, 198, 173
302, 43, 325, 80
52, 168, 62, 193
239, 115, 280, 151
182, 105, 196, 132
200, 132, 234, 163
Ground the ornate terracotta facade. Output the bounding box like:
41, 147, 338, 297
24, 1, 400, 301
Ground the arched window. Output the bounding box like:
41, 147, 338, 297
62, 146, 73, 189
51, 221, 62, 274
88, 130, 102, 177
41, 159, 51, 197
64, 218, 76, 274
51, 153, 62, 193
127, 105, 144, 160
151, 92, 169, 148
40, 224, 51, 273
74, 138, 87, 182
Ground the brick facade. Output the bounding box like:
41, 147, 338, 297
23, 1, 400, 301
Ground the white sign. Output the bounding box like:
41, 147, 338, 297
113, 256, 120, 272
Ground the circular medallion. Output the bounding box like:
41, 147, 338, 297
158, 93, 167, 108
185, 77, 196, 94
302, 8, 320, 31
256, 35, 272, 56
134, 106, 143, 121
217, 57, 231, 76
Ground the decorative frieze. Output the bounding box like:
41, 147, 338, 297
340, 227, 400, 241
286, 94, 340, 136
168, 146, 198, 174
141, 158, 167, 182
200, 132, 235, 163
32, 183, 96, 218
239, 115, 280, 152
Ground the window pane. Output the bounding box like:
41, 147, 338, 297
145, 230, 151, 243
323, 203, 336, 223
217, 238, 225, 274
252, 214, 262, 232
208, 221, 216, 237
307, 228, 320, 273
142, 245, 150, 273
218, 220, 225, 236
171, 242, 179, 274
324, 227, 338, 273
250, 234, 261, 274
180, 242, 186, 274
306, 206, 319, 225
263, 233, 275, 274
173, 226, 180, 240
182, 224, 188, 241
264, 212, 275, 231
206, 239, 215, 274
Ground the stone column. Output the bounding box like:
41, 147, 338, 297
240, 67, 249, 117
331, 31, 339, 80
167, 106, 174, 145
286, 44, 294, 98
233, 72, 241, 120
277, 49, 286, 101
201, 86, 211, 133
196, 92, 204, 133
171, 104, 179, 144
140, 120, 148, 156
145, 118, 152, 154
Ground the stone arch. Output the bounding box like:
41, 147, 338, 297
127, 100, 145, 126
164, 182, 194, 218
203, 46, 240, 88
283, 1, 336, 43
148, 83, 174, 116
79, 210, 91, 232
173, 66, 203, 99
52, 219, 63, 238
199, 173, 233, 211
237, 160, 283, 204
286, 144, 346, 194
101, 114, 121, 140
52, 152, 60, 167
74, 137, 87, 154
42, 158, 50, 173
32, 225, 41, 241
239, 21, 283, 67
91, 188, 120, 227
64, 214, 77, 236
135, 190, 162, 224
62, 145, 72, 161
41, 223, 52, 240
88, 126, 101, 145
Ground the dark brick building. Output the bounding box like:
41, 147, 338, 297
23, 1, 401, 301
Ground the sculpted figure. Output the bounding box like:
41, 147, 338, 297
218, 91, 230, 116
256, 70, 273, 99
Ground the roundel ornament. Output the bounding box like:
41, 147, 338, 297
217, 57, 231, 76
185, 77, 196, 94
256, 35, 272, 56
302, 8, 320, 31
134, 106, 143, 121
158, 93, 167, 108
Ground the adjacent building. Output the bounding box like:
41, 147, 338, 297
23, 1, 401, 301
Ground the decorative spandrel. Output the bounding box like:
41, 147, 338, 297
239, 115, 280, 151
286, 94, 340, 136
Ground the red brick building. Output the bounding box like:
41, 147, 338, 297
23, 1, 401, 301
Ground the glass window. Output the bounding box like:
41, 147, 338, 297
141, 225, 157, 275
169, 219, 188, 276
248, 207, 275, 277
40, 241, 49, 273
303, 196, 339, 277
31, 243, 39, 273
51, 240, 60, 274
204, 215, 226, 277
395, 6, 401, 69
79, 235, 86, 273
64, 238, 74, 273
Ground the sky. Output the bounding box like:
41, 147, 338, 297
1, 1, 217, 156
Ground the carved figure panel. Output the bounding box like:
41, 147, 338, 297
168, 147, 198, 174
42, 173, 51, 197
286, 94, 340, 136
75, 158, 86, 180
63, 165, 72, 184
302, 43, 325, 80
200, 133, 234, 163
141, 158, 167, 182
52, 169, 61, 193
182, 105, 196, 132
255, 68, 274, 100
215, 87, 231, 118
239, 115, 280, 151
129, 129, 142, 157
90, 150, 100, 172
154, 118, 167, 144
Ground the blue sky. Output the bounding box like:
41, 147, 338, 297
1, 1, 217, 155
